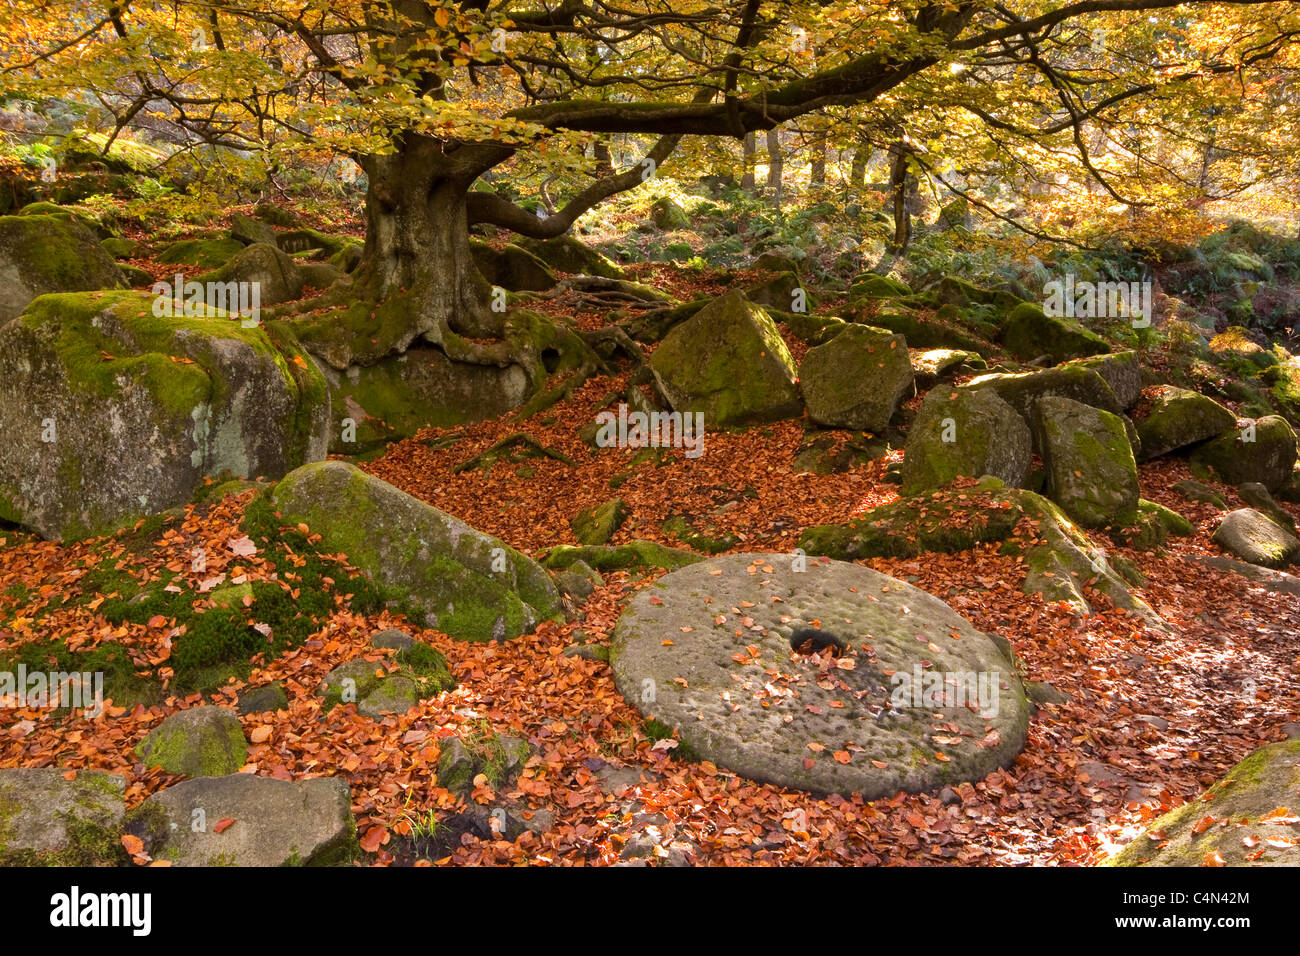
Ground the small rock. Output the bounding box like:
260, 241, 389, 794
136, 706, 248, 778
370, 628, 415, 652
1025, 681, 1070, 706
236, 682, 288, 715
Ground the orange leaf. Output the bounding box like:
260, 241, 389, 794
213, 818, 235, 834
121, 834, 144, 856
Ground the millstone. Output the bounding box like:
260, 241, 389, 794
610, 553, 1029, 796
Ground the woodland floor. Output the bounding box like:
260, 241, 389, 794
2, 259, 1298, 866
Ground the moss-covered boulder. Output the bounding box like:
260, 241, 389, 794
649, 290, 802, 427
1190, 416, 1298, 491
157, 237, 245, 270
1065, 351, 1142, 409
519, 234, 625, 279
236, 682, 288, 715
1106, 740, 1300, 867
798, 325, 913, 431
848, 274, 911, 300
860, 310, 991, 352
1112, 499, 1194, 550
470, 239, 557, 292
136, 706, 248, 778
1237, 482, 1297, 535
1032, 396, 1139, 529
196, 242, 304, 307
318, 346, 532, 453
966, 366, 1123, 422
1174, 478, 1228, 509
745, 271, 812, 313
540, 540, 701, 572
999, 302, 1109, 364
228, 213, 277, 246
0, 213, 126, 321
1212, 508, 1300, 568
799, 480, 1163, 627
901, 387, 1031, 495
124, 774, 356, 866
1133, 386, 1237, 461
910, 348, 986, 386
0, 291, 329, 540
650, 197, 690, 230
571, 498, 630, 545
271, 461, 561, 640
0, 768, 126, 866
609, 553, 1029, 796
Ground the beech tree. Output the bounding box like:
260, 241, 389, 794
3, 0, 1296, 368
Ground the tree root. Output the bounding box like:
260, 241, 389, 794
452, 431, 577, 473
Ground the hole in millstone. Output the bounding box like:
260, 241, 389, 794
789, 627, 846, 658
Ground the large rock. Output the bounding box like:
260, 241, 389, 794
800, 479, 1164, 627
1133, 386, 1236, 461
1190, 416, 1298, 491
125, 774, 356, 866
965, 366, 1123, 421
1065, 351, 1142, 408
1212, 508, 1300, 568
999, 302, 1109, 364
649, 290, 802, 426
196, 241, 304, 307
0, 212, 126, 321
798, 325, 913, 431
136, 706, 249, 778
0, 291, 330, 540
520, 235, 624, 279
470, 239, 557, 292
901, 386, 1031, 495
1032, 396, 1139, 528
1107, 740, 1300, 867
0, 768, 126, 865
271, 461, 562, 640
609, 554, 1029, 797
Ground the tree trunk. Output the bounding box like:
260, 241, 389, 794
741, 132, 757, 193
766, 128, 783, 207
850, 145, 870, 189
593, 138, 613, 176
888, 142, 911, 252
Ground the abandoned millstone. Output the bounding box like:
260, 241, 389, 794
124, 774, 356, 866
0, 768, 125, 865
135, 706, 249, 778
1107, 740, 1300, 867
609, 553, 1029, 797
271, 461, 561, 641
1212, 508, 1300, 568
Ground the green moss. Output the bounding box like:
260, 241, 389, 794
540, 541, 702, 572
157, 237, 244, 269
659, 515, 740, 554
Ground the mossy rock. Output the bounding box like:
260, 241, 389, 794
0, 213, 126, 321
901, 387, 1031, 495
848, 274, 912, 300
571, 498, 630, 546
275, 228, 351, 259
648, 290, 802, 427
799, 325, 914, 431
650, 197, 690, 230
157, 237, 244, 270
100, 236, 142, 260
470, 239, 557, 292
1212, 509, 1300, 569
436, 731, 534, 797
1190, 416, 1298, 492
124, 774, 357, 866
745, 271, 811, 313
236, 681, 289, 715
999, 302, 1109, 364
1173, 478, 1228, 508
0, 290, 329, 540
135, 706, 248, 778
910, 348, 986, 386
317, 658, 386, 711
771, 309, 847, 347
1032, 395, 1139, 529
519, 234, 625, 279
967, 366, 1123, 425
228, 213, 278, 246
861, 310, 991, 352
271, 461, 561, 641
660, 515, 740, 554
1105, 740, 1300, 866
1064, 351, 1142, 408
0, 768, 127, 866
194, 241, 305, 307
1237, 482, 1296, 535
540, 540, 702, 572
1111, 499, 1194, 550
1133, 386, 1237, 461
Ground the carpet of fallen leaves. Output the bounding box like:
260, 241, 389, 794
3, 385, 1298, 866
2, 251, 1298, 866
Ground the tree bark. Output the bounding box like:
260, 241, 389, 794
766, 128, 783, 206
741, 132, 757, 193
888, 141, 912, 252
